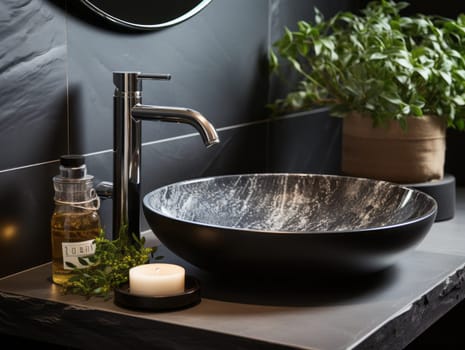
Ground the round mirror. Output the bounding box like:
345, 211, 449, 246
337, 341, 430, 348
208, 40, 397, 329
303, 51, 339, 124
80, 0, 212, 30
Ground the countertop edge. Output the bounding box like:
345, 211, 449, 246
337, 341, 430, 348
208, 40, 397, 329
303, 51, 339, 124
0, 289, 299, 350
353, 262, 465, 350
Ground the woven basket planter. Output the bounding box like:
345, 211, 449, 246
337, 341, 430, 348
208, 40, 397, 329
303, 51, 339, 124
341, 113, 446, 183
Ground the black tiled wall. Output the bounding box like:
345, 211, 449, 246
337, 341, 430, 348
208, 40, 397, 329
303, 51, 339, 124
0, 0, 364, 278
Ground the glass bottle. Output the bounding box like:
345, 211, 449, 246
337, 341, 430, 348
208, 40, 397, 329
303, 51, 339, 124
50, 154, 102, 285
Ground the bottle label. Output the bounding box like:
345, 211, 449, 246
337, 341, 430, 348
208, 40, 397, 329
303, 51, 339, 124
62, 239, 96, 270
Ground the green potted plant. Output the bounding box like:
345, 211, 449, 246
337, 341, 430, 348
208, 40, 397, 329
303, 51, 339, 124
269, 0, 465, 183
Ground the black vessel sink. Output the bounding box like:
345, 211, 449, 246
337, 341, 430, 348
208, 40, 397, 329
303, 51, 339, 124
143, 173, 437, 276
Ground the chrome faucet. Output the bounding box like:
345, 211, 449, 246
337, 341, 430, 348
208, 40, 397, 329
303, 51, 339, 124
98, 71, 219, 241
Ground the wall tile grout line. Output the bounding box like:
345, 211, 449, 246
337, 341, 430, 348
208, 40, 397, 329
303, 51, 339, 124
64, 0, 71, 154
0, 108, 327, 175
0, 159, 60, 174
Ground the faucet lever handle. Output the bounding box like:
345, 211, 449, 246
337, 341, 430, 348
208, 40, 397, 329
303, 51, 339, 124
113, 71, 172, 92
138, 73, 171, 81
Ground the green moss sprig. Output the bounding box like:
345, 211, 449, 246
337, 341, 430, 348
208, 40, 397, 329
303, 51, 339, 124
61, 226, 163, 300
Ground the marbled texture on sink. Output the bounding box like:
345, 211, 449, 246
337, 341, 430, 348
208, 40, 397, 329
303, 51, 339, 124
147, 174, 436, 232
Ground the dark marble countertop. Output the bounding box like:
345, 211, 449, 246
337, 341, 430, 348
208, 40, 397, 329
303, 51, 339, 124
0, 188, 464, 350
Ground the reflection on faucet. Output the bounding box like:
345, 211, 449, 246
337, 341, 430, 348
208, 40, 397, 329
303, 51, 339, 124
97, 71, 219, 242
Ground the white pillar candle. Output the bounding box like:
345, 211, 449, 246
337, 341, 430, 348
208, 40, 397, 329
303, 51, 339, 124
129, 263, 185, 297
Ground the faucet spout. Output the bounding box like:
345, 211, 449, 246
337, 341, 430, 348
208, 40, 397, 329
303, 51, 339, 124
110, 71, 219, 242
131, 104, 219, 147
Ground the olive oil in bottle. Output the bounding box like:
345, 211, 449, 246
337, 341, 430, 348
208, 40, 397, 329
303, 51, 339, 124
50, 155, 101, 285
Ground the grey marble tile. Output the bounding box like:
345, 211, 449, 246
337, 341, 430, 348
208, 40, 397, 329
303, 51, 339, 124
269, 109, 342, 174
0, 161, 58, 277
0, 0, 67, 170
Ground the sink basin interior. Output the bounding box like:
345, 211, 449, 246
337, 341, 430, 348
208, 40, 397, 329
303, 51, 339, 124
143, 173, 437, 276
148, 174, 434, 233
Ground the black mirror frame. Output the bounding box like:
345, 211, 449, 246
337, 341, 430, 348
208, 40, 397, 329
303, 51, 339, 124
79, 0, 212, 30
